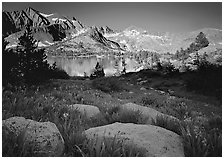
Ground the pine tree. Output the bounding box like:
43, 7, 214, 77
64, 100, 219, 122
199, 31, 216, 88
16, 26, 51, 84
195, 32, 209, 50
90, 62, 105, 78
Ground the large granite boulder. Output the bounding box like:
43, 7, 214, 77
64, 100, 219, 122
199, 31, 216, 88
2, 117, 64, 157
68, 104, 100, 118
121, 103, 179, 124
84, 122, 184, 157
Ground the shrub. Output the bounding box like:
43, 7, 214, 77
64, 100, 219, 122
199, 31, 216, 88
49, 67, 70, 79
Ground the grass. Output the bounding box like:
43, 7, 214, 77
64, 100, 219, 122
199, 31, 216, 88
140, 94, 192, 120
2, 125, 35, 157
151, 115, 182, 135
78, 134, 147, 157
152, 114, 222, 157
2, 84, 148, 157
101, 106, 149, 125
92, 76, 128, 93
2, 77, 222, 157
184, 63, 222, 100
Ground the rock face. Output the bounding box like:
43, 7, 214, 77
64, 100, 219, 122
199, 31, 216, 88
2, 7, 84, 37
121, 103, 179, 124
69, 104, 101, 118
3, 7, 122, 52
89, 27, 121, 50
84, 122, 184, 157
98, 26, 114, 35
2, 117, 64, 157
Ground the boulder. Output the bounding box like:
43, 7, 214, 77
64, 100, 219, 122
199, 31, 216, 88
140, 87, 147, 91
84, 122, 184, 157
2, 117, 64, 157
121, 103, 179, 124
69, 104, 100, 118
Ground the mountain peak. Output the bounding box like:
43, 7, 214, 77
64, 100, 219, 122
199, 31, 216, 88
124, 25, 146, 32
25, 7, 39, 13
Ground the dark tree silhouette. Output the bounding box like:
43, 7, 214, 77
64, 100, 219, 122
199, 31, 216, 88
15, 26, 51, 84
90, 62, 105, 79
2, 37, 20, 85
195, 32, 209, 49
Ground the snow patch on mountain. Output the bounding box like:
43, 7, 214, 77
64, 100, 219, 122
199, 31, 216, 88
124, 30, 140, 36
52, 18, 67, 22
146, 35, 164, 39
40, 12, 54, 17
104, 33, 120, 38
71, 28, 88, 37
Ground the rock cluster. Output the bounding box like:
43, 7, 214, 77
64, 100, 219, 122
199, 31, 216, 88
2, 103, 184, 157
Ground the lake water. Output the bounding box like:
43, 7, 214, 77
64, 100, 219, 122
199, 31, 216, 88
47, 55, 142, 77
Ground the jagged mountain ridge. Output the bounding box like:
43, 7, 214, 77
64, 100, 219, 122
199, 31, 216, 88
3, 7, 122, 52
2, 7, 84, 36
3, 7, 222, 54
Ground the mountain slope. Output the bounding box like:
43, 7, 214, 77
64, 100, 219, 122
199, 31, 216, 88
3, 7, 221, 55
3, 7, 123, 52
104, 26, 222, 54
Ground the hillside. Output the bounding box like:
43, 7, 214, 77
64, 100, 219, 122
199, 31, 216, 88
3, 7, 222, 55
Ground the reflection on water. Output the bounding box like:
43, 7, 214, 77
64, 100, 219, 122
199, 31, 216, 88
47, 55, 141, 77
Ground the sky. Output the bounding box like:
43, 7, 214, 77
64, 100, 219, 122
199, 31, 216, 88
2, 2, 222, 33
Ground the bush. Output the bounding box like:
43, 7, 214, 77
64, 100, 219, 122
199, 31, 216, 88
49, 67, 70, 79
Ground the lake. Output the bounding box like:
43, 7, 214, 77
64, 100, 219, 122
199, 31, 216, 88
47, 55, 142, 77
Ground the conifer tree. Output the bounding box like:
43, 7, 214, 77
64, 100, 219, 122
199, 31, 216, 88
16, 26, 51, 84
195, 32, 209, 49
90, 62, 105, 78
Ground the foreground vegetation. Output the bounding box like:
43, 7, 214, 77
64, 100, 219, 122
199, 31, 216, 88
2, 74, 222, 156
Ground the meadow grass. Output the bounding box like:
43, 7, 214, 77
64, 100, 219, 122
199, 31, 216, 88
92, 76, 128, 93
2, 79, 222, 157
152, 114, 222, 157
2, 84, 148, 157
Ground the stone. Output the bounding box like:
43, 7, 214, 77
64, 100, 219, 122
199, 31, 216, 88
84, 122, 184, 157
140, 87, 147, 91
2, 117, 64, 157
138, 80, 148, 85
120, 103, 179, 124
69, 104, 100, 118
137, 78, 142, 81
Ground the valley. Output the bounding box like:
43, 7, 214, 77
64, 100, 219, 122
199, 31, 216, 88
2, 5, 222, 157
